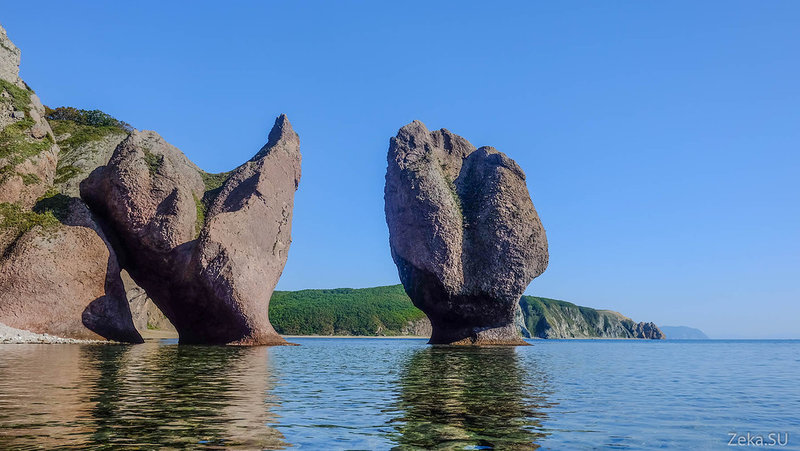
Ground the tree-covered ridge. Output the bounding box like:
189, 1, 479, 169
268, 285, 663, 338
45, 106, 132, 133
269, 285, 426, 336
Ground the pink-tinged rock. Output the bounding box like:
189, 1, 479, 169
83, 115, 301, 345
384, 121, 548, 345
0, 198, 143, 342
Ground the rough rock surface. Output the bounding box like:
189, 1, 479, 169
0, 198, 143, 342
83, 115, 301, 345
0, 23, 141, 343
400, 317, 433, 337
519, 296, 665, 339
384, 121, 548, 345
53, 128, 128, 196
0, 24, 58, 208
122, 270, 176, 334
0, 25, 22, 88
630, 321, 665, 339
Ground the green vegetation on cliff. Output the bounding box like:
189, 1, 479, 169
192, 171, 233, 237
268, 285, 663, 339
519, 295, 660, 338
269, 285, 426, 335
0, 80, 54, 181
0, 79, 33, 113
0, 189, 71, 254
46, 106, 131, 189
48, 117, 126, 154
45, 106, 131, 134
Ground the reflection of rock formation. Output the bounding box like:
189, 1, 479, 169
0, 345, 98, 448
384, 121, 548, 345
390, 347, 551, 449
83, 344, 287, 449
0, 343, 287, 449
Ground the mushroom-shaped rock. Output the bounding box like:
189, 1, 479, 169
82, 115, 301, 345
384, 121, 548, 345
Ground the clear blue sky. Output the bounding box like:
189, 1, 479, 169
3, 2, 798, 338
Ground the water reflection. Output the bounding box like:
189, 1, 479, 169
0, 343, 286, 449
389, 346, 552, 449
0, 345, 97, 448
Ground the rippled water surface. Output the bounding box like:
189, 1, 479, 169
0, 338, 798, 449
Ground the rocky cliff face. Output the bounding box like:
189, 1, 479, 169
0, 23, 141, 342
83, 115, 301, 345
0, 26, 58, 208
519, 296, 665, 339
384, 121, 548, 345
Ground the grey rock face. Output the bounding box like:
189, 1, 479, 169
0, 24, 22, 88
54, 129, 128, 196
121, 270, 175, 334
630, 321, 665, 339
384, 121, 548, 345
518, 296, 665, 339
83, 115, 301, 345
0, 25, 59, 207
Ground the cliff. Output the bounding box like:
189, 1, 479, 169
0, 24, 141, 343
519, 296, 664, 339
267, 285, 664, 339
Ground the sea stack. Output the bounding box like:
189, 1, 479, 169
384, 121, 548, 345
82, 115, 301, 345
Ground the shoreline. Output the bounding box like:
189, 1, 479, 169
0, 322, 107, 344
284, 334, 429, 339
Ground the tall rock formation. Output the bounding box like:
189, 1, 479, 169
0, 23, 141, 342
83, 115, 301, 345
384, 121, 548, 345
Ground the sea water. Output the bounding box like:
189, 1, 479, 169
0, 338, 798, 449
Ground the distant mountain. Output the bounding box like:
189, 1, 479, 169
266, 285, 664, 339
659, 326, 709, 339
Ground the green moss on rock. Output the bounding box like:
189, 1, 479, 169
53, 164, 81, 185
142, 150, 163, 176
0, 79, 33, 113
0, 117, 54, 181
20, 173, 40, 185
0, 201, 60, 251
201, 171, 231, 192
49, 119, 126, 154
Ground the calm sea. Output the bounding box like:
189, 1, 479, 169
0, 338, 798, 450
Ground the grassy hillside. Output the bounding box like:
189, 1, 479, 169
269, 285, 426, 335
268, 285, 662, 339
519, 295, 658, 338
